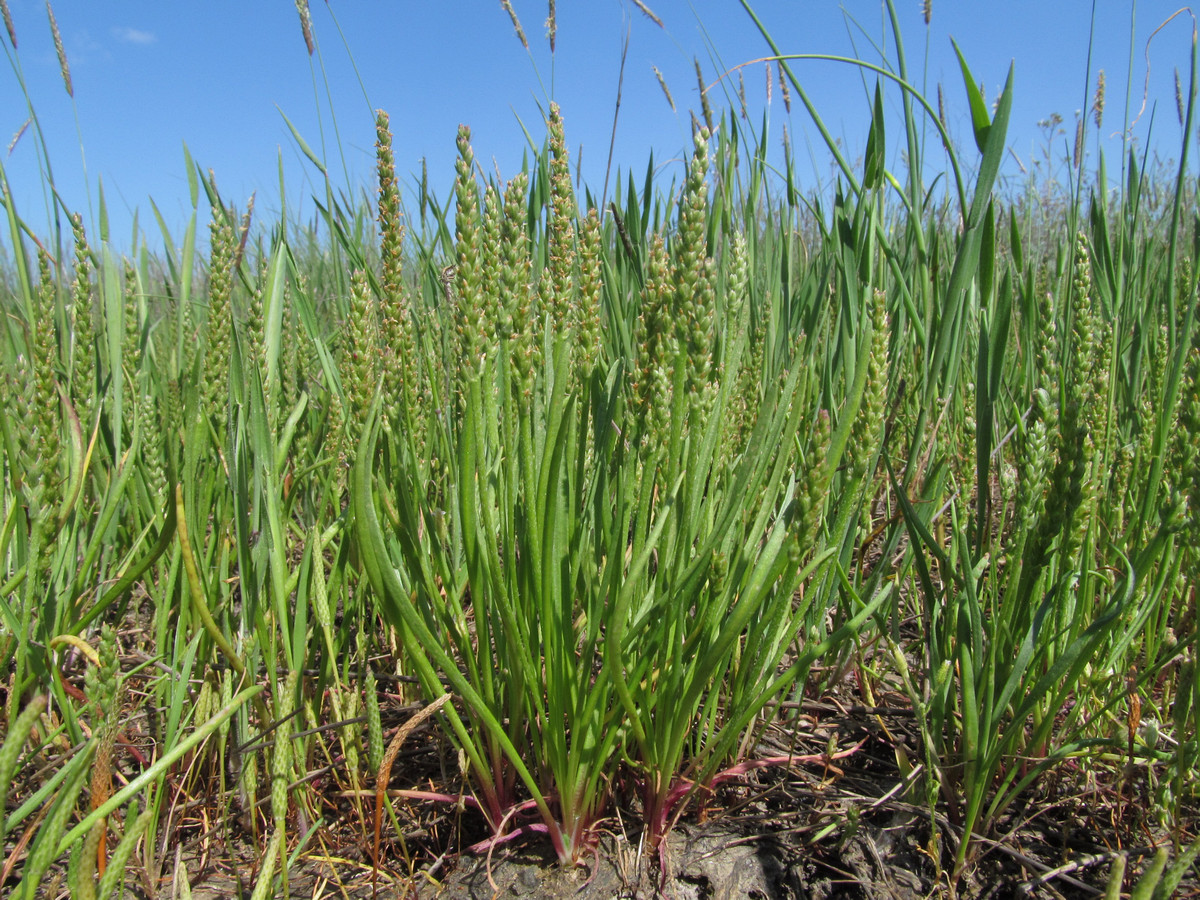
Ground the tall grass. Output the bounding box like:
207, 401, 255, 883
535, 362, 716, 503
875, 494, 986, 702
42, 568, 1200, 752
1, 0, 1198, 896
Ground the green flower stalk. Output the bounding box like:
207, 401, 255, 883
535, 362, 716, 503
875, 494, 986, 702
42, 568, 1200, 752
1061, 233, 1102, 561
502, 172, 539, 398
790, 408, 832, 564
344, 267, 381, 440
718, 231, 754, 461
121, 260, 140, 372
1022, 235, 1095, 586
543, 103, 576, 331
364, 669, 383, 775
1173, 306, 1200, 567
574, 207, 603, 386
846, 288, 890, 485
632, 234, 675, 452
121, 260, 142, 439
280, 280, 302, 420
272, 667, 301, 832
1034, 287, 1060, 406
1015, 390, 1052, 542
673, 128, 717, 416
245, 263, 266, 381
32, 249, 63, 513
69, 214, 96, 429
341, 686, 361, 778
453, 125, 485, 376
376, 110, 417, 421
120, 259, 165, 508
205, 198, 237, 429
722, 231, 751, 366
4, 355, 35, 494
481, 183, 504, 339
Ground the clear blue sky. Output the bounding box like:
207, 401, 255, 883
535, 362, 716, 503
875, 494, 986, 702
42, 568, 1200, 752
1, 1, 1195, 256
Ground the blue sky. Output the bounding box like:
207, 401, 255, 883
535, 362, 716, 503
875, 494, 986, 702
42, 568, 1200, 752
1, 1, 1195, 255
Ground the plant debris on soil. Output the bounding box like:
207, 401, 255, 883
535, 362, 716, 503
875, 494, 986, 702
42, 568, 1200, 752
13, 648, 1191, 900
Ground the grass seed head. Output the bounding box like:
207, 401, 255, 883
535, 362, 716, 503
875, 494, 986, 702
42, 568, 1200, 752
1093, 70, 1106, 129
295, 0, 314, 55
631, 0, 663, 27
653, 65, 675, 112
500, 0, 528, 49
1177, 67, 1185, 125
46, 1, 71, 97
1, 0, 16, 48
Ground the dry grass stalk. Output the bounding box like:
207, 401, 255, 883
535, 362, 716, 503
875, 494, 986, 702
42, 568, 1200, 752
372, 694, 452, 900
